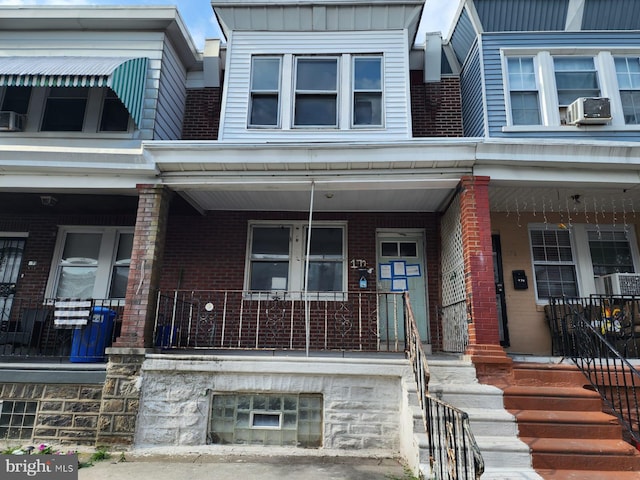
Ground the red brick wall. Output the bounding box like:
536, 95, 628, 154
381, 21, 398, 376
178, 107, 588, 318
459, 176, 500, 346
181, 87, 222, 140
410, 71, 463, 137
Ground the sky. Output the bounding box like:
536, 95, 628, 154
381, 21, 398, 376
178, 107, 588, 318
0, 0, 460, 51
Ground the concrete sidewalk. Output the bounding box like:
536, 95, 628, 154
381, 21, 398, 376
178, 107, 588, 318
78, 454, 408, 480
76, 447, 410, 480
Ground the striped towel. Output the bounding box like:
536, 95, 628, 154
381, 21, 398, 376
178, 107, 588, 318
54, 299, 92, 328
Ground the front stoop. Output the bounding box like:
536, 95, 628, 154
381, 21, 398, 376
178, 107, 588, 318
504, 362, 640, 479
427, 357, 542, 479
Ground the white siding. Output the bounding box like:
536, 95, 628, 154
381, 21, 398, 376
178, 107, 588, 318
219, 30, 412, 142
0, 30, 167, 141
154, 36, 188, 140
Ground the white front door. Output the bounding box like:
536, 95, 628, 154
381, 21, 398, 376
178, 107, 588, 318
376, 230, 429, 345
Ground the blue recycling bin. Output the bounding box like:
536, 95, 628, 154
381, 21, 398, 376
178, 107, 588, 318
70, 306, 117, 363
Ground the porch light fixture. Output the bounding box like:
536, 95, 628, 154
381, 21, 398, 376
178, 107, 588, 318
324, 192, 334, 199
40, 195, 58, 207
571, 194, 581, 204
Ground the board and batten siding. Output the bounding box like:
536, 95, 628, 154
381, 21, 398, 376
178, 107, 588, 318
219, 30, 412, 142
154, 36, 188, 140
460, 40, 485, 137
481, 31, 640, 141
0, 30, 167, 141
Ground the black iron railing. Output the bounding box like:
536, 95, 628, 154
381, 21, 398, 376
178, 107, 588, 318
153, 290, 406, 352
0, 297, 123, 361
548, 296, 640, 445
404, 293, 484, 480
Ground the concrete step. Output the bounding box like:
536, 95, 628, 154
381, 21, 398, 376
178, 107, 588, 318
464, 407, 519, 437
429, 382, 506, 410
474, 435, 533, 470
481, 468, 544, 479
427, 359, 479, 384
515, 409, 622, 439
524, 437, 640, 471
503, 385, 603, 411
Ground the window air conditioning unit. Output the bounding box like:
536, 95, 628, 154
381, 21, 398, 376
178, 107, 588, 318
595, 273, 640, 296
566, 97, 611, 125
0, 111, 25, 132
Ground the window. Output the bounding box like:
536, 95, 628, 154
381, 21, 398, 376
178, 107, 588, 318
99, 89, 130, 132
1, 86, 31, 114
553, 57, 600, 107
249, 57, 281, 127
529, 228, 578, 299
615, 57, 640, 125
247, 54, 384, 130
0, 401, 37, 440
294, 57, 338, 127
588, 230, 635, 277
353, 56, 383, 126
246, 223, 346, 293
41, 87, 88, 131
507, 57, 541, 125
49, 227, 133, 299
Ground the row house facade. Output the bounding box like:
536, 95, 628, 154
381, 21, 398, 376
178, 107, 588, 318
2, 0, 640, 477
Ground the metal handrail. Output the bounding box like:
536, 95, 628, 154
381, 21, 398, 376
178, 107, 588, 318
549, 296, 640, 445
404, 292, 484, 479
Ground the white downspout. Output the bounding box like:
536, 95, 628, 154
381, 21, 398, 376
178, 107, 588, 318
304, 181, 315, 357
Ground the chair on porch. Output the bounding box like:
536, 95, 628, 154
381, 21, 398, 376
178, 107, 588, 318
0, 308, 47, 353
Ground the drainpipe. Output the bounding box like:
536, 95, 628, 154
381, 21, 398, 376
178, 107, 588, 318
304, 181, 315, 357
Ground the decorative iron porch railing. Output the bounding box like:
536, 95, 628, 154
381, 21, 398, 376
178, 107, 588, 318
153, 290, 407, 352
0, 297, 123, 361
404, 293, 484, 480
548, 296, 640, 445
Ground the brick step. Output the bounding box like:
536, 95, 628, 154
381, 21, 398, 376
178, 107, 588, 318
522, 438, 640, 471
537, 469, 640, 480
514, 409, 622, 439
512, 363, 588, 387
503, 385, 602, 411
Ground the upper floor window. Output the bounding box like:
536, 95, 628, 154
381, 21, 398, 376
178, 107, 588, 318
41, 87, 88, 132
248, 54, 384, 130
100, 89, 130, 132
615, 57, 640, 125
249, 57, 281, 127
48, 227, 133, 299
506, 57, 541, 125
553, 57, 600, 107
503, 51, 640, 128
1, 86, 31, 115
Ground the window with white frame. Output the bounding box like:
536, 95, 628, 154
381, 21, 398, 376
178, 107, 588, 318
247, 54, 384, 130
530, 227, 578, 299
41, 87, 89, 132
503, 50, 640, 127
246, 223, 346, 293
48, 227, 133, 299
615, 56, 640, 125
529, 224, 639, 301
506, 57, 541, 125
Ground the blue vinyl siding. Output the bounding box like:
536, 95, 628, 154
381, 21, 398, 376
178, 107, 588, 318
481, 31, 640, 141
583, 0, 640, 30
461, 41, 485, 137
450, 9, 476, 66
475, 0, 568, 32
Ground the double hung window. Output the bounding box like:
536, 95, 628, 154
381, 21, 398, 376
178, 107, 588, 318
353, 56, 382, 126
553, 57, 600, 107
615, 57, 640, 125
247, 223, 346, 294
530, 228, 578, 299
249, 57, 281, 127
41, 87, 89, 132
49, 227, 133, 299
1, 86, 31, 115
506, 57, 541, 125
294, 58, 338, 127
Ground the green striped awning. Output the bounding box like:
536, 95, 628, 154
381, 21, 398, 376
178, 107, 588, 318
0, 57, 148, 126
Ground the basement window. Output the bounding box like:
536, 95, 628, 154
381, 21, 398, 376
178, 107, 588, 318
209, 393, 322, 447
0, 400, 37, 440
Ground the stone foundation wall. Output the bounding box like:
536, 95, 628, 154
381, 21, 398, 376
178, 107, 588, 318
0, 382, 103, 445
136, 355, 411, 452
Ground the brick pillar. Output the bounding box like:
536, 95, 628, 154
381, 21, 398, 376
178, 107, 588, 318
113, 184, 171, 348
98, 185, 171, 446
459, 176, 512, 384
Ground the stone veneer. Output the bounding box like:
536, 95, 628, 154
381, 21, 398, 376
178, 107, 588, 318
135, 355, 411, 452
